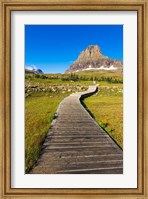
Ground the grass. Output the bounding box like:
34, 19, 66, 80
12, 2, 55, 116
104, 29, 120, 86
25, 92, 69, 172
97, 81, 123, 88
83, 85, 123, 148
26, 78, 93, 87
25, 70, 123, 87
76, 70, 123, 82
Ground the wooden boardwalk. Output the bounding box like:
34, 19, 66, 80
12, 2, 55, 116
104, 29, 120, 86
30, 86, 123, 174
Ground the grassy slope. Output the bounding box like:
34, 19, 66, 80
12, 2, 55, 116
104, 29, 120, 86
76, 70, 122, 81
26, 78, 93, 87
84, 85, 123, 148
25, 92, 69, 172
26, 70, 122, 86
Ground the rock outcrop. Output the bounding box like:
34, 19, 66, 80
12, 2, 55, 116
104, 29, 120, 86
65, 45, 123, 73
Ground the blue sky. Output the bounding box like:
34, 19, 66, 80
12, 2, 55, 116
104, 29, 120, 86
25, 25, 123, 74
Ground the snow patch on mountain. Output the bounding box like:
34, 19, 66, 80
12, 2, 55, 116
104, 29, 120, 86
81, 65, 117, 72
25, 65, 38, 71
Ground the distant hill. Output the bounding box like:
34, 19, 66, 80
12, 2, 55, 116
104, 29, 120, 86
25, 68, 44, 74
65, 45, 123, 73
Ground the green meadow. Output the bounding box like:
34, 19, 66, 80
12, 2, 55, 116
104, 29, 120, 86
25, 71, 123, 173
83, 86, 123, 148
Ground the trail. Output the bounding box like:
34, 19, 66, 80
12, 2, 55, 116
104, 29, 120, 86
30, 86, 123, 174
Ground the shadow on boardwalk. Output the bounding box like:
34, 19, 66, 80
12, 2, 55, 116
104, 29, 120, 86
30, 86, 123, 174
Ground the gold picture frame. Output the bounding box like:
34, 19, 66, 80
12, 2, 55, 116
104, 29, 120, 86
0, 0, 148, 198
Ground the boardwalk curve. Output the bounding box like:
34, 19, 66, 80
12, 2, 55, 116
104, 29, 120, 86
31, 86, 123, 174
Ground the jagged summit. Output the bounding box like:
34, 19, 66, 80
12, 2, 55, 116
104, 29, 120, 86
65, 45, 122, 73
77, 45, 104, 62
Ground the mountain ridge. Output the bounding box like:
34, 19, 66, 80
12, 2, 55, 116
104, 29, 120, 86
25, 68, 44, 74
65, 45, 123, 73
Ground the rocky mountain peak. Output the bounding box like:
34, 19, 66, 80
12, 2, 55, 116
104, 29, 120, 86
77, 45, 103, 61
65, 45, 122, 73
